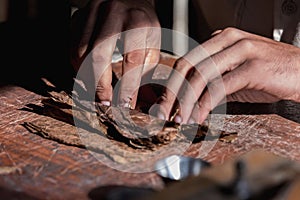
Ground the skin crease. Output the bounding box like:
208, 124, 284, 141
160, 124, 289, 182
157, 28, 300, 124
70, 0, 160, 108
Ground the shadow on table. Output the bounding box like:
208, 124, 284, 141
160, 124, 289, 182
223, 101, 300, 124
0, 186, 39, 200
88, 185, 156, 200
212, 100, 300, 124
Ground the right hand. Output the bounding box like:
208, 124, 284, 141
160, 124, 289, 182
70, 0, 161, 108
157, 28, 300, 124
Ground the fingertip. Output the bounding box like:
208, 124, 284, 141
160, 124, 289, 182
155, 94, 176, 122
188, 101, 210, 125
100, 100, 111, 106
198, 110, 210, 124
187, 118, 196, 125
121, 102, 131, 108
157, 111, 166, 121
149, 103, 167, 121
95, 88, 112, 104
173, 115, 182, 124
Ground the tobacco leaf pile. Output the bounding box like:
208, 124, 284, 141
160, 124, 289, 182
23, 54, 237, 166
23, 90, 237, 166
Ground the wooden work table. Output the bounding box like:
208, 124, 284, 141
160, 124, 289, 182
1, 80, 300, 199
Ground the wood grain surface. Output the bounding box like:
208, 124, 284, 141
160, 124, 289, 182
0, 53, 300, 199
1, 84, 300, 199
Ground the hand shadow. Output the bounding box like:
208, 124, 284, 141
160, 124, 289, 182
88, 185, 156, 200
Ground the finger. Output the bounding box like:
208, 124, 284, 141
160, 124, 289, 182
159, 28, 276, 122
179, 27, 247, 66
88, 8, 124, 104
178, 39, 255, 123
141, 48, 161, 84
75, 0, 108, 60
142, 10, 161, 78
201, 27, 276, 56
156, 28, 246, 121
156, 57, 195, 120
117, 9, 151, 108
182, 27, 275, 67
189, 65, 251, 124
118, 48, 146, 108
89, 35, 119, 105
76, 36, 117, 104
142, 27, 161, 78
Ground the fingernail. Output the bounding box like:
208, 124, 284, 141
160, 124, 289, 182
118, 102, 130, 108
100, 101, 111, 106
157, 111, 165, 120
123, 103, 130, 108
187, 118, 196, 124
174, 115, 182, 124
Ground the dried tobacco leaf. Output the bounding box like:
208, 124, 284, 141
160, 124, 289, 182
38, 91, 237, 148
23, 91, 238, 165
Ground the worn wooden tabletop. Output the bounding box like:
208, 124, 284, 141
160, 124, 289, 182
1, 83, 300, 199
1, 56, 300, 200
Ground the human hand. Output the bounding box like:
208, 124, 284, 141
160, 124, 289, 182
157, 28, 300, 124
70, 0, 160, 108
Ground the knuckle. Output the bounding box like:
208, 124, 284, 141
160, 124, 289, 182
222, 27, 242, 40
96, 82, 112, 93
222, 27, 235, 36
160, 90, 176, 104
96, 91, 112, 101
174, 58, 191, 74
127, 8, 152, 27
224, 72, 236, 84
91, 50, 106, 62
145, 51, 160, 67
239, 39, 255, 51
149, 51, 160, 64
159, 98, 175, 114
158, 93, 168, 103
197, 99, 212, 112
207, 81, 219, 92
192, 67, 204, 81
124, 51, 145, 64
128, 8, 148, 20
223, 27, 237, 32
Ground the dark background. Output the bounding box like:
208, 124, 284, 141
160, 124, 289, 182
0, 0, 74, 94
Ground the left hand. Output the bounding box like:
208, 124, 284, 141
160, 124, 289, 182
157, 28, 300, 124
70, 0, 160, 108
